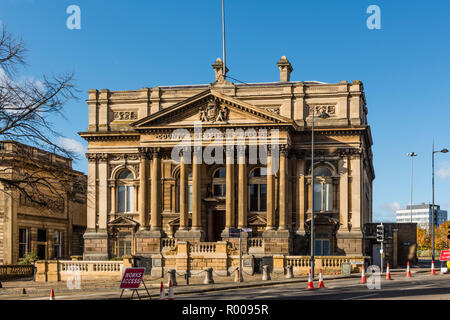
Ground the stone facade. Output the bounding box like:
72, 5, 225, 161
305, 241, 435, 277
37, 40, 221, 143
79, 57, 375, 265
0, 141, 87, 264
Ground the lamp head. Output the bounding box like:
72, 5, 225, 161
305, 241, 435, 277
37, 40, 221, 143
441, 148, 449, 153
407, 152, 418, 157
318, 112, 330, 119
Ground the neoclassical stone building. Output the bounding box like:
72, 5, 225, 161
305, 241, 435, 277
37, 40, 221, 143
79, 57, 374, 262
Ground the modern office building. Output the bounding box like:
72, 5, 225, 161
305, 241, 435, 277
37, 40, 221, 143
396, 203, 447, 229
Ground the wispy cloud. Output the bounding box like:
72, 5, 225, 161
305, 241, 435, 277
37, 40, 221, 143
58, 137, 87, 157
381, 201, 402, 212
437, 162, 450, 180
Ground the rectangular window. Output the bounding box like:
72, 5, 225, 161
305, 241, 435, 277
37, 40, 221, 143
250, 184, 258, 212
118, 233, 132, 257
126, 186, 134, 212
118, 186, 125, 212
53, 231, 62, 258
19, 228, 30, 258
259, 184, 267, 211
313, 184, 322, 211
213, 184, 226, 197
315, 239, 330, 256
37, 229, 46, 242
188, 185, 193, 213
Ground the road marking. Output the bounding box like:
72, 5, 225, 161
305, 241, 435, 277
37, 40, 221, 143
342, 293, 379, 300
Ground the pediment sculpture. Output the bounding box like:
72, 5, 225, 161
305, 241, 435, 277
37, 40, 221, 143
199, 98, 229, 123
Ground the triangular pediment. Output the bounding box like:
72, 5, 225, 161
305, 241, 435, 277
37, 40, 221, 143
248, 215, 267, 226
108, 216, 139, 228
132, 90, 293, 129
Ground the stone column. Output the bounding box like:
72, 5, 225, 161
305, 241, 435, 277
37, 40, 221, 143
351, 155, 362, 232
191, 147, 201, 231
296, 156, 306, 234
225, 146, 235, 229
150, 148, 161, 231
266, 148, 275, 230
179, 149, 188, 230
138, 148, 149, 230
110, 183, 116, 218
86, 154, 97, 230
98, 154, 108, 230
339, 155, 349, 232
237, 146, 247, 229
278, 145, 288, 230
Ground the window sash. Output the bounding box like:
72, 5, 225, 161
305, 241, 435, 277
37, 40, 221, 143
118, 186, 134, 213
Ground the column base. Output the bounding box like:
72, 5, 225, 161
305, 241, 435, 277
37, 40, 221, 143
262, 229, 292, 254
135, 229, 163, 255
175, 229, 205, 242
336, 230, 364, 255
83, 230, 109, 261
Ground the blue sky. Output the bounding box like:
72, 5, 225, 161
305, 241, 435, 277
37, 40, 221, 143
1, 0, 450, 222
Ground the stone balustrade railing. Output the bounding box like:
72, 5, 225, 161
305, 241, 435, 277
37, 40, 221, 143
35, 256, 134, 282
0, 265, 34, 280
248, 238, 263, 248
284, 256, 366, 275
161, 238, 176, 249
190, 242, 217, 254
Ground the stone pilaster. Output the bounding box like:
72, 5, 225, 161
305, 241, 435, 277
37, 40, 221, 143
237, 146, 247, 229
138, 148, 150, 230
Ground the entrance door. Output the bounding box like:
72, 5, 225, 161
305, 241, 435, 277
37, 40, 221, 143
37, 245, 46, 260
212, 211, 225, 242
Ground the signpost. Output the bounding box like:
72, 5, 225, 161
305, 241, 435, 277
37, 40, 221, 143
119, 267, 151, 300
228, 228, 252, 285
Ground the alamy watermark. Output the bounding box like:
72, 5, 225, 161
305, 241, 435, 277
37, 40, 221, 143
366, 5, 381, 30
66, 5, 81, 30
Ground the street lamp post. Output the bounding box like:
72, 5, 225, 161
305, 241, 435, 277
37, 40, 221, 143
431, 143, 448, 262
310, 110, 330, 278
407, 152, 418, 223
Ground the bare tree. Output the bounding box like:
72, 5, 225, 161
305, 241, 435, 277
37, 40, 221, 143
0, 26, 84, 207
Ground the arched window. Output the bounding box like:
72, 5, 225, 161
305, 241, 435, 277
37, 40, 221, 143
313, 166, 333, 212
248, 167, 267, 212
175, 167, 193, 213
212, 167, 226, 197
117, 169, 135, 213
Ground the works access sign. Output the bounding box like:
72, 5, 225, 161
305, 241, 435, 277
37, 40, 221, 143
120, 267, 145, 289
440, 250, 450, 261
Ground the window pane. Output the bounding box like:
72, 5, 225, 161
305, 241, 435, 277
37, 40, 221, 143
249, 184, 258, 211
213, 184, 225, 197
214, 168, 226, 178
325, 183, 333, 211
259, 184, 267, 211
37, 229, 46, 242
323, 240, 330, 255
315, 240, 323, 256
118, 186, 126, 212
127, 186, 134, 212
313, 184, 322, 211
19, 229, 27, 243
314, 167, 332, 177
54, 231, 60, 244
118, 169, 133, 180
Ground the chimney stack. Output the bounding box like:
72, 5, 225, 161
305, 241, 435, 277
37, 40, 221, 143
277, 56, 293, 82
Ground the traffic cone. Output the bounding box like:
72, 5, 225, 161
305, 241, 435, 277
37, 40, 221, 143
159, 281, 165, 300
431, 260, 436, 275
168, 280, 174, 300
307, 269, 314, 289
406, 261, 412, 278
49, 288, 55, 300
385, 263, 392, 280
318, 269, 325, 288
360, 265, 367, 284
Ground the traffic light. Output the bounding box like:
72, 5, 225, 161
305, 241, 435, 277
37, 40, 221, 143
376, 224, 384, 242
448, 224, 450, 240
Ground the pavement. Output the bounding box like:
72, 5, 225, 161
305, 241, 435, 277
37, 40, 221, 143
0, 266, 441, 300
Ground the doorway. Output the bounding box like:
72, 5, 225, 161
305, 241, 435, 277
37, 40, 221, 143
211, 210, 225, 242
37, 244, 46, 260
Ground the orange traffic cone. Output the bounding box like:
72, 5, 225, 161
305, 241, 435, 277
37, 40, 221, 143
431, 260, 436, 275
385, 263, 392, 280
168, 280, 174, 300
159, 281, 165, 300
49, 288, 55, 300
307, 268, 314, 289
406, 261, 412, 277
318, 269, 325, 288
360, 265, 367, 284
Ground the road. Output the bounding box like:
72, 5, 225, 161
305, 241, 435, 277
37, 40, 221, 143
175, 272, 450, 300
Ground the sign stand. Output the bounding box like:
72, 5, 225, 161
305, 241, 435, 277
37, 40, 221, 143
119, 267, 151, 300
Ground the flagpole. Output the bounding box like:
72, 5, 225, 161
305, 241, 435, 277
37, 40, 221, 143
222, 0, 226, 76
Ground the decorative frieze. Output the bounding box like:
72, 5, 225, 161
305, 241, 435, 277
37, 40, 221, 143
306, 104, 336, 117
113, 111, 138, 121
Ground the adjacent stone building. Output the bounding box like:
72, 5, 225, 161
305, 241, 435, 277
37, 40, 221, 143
79, 57, 375, 263
0, 141, 87, 264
